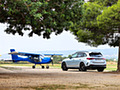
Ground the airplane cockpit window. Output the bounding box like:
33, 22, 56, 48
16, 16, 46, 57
34, 57, 39, 60
29, 56, 33, 60
34, 56, 40, 62
28, 56, 42, 62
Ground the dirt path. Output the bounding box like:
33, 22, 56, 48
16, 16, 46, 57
0, 66, 120, 90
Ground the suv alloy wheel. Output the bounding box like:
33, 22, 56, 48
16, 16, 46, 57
62, 62, 68, 71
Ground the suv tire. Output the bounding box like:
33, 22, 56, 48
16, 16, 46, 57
80, 63, 87, 71
61, 62, 68, 71
97, 68, 104, 72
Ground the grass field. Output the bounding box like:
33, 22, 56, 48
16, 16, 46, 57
0, 63, 61, 69
0, 61, 118, 71
105, 61, 117, 71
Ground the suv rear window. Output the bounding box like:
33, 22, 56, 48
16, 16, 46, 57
89, 53, 102, 57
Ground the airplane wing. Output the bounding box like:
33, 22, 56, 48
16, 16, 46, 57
9, 52, 42, 57
44, 54, 63, 56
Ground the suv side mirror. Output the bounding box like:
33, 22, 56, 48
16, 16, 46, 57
69, 56, 72, 59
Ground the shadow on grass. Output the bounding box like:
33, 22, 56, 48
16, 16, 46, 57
0, 66, 22, 70
104, 70, 120, 74
22, 83, 94, 90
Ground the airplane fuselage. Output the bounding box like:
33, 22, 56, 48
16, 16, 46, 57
9, 49, 61, 69
12, 56, 52, 64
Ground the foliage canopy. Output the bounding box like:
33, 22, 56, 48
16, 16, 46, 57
97, 0, 120, 47
0, 0, 83, 38
70, 0, 119, 47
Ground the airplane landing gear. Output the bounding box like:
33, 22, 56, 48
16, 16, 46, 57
46, 65, 49, 69
42, 66, 45, 69
32, 65, 50, 69
41, 65, 49, 69
32, 65, 35, 69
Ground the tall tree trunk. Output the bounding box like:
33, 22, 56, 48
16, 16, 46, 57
117, 38, 120, 72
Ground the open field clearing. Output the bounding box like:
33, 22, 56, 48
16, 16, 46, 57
0, 61, 118, 71
105, 61, 117, 71
0, 62, 119, 90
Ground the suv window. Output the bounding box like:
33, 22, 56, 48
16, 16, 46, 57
72, 52, 87, 58
89, 53, 102, 57
78, 53, 87, 57
72, 53, 78, 58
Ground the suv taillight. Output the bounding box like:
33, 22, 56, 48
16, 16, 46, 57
87, 58, 106, 60
87, 58, 95, 60
102, 58, 106, 60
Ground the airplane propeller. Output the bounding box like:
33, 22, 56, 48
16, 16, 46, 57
51, 56, 54, 66
44, 54, 62, 66
51, 60, 54, 66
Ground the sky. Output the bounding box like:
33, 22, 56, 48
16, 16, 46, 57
0, 23, 117, 55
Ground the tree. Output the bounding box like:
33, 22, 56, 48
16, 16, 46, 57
0, 0, 83, 38
53, 56, 66, 64
89, 0, 118, 6
68, 55, 72, 58
70, 1, 104, 46
70, 0, 120, 71
97, 0, 120, 71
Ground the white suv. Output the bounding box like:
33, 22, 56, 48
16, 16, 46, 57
61, 51, 106, 72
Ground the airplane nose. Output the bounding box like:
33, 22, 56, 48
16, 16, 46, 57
51, 57, 53, 60
50, 57, 54, 65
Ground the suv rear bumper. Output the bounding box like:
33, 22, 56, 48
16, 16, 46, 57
87, 65, 106, 69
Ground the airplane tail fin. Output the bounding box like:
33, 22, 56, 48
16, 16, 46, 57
10, 49, 18, 62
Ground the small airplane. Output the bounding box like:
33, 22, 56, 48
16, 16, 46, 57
9, 49, 62, 69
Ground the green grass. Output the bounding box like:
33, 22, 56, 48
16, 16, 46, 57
105, 62, 117, 71
0, 61, 118, 71
0, 64, 33, 67
0, 64, 61, 69
0, 66, 22, 70
33, 85, 67, 90
22, 83, 93, 90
